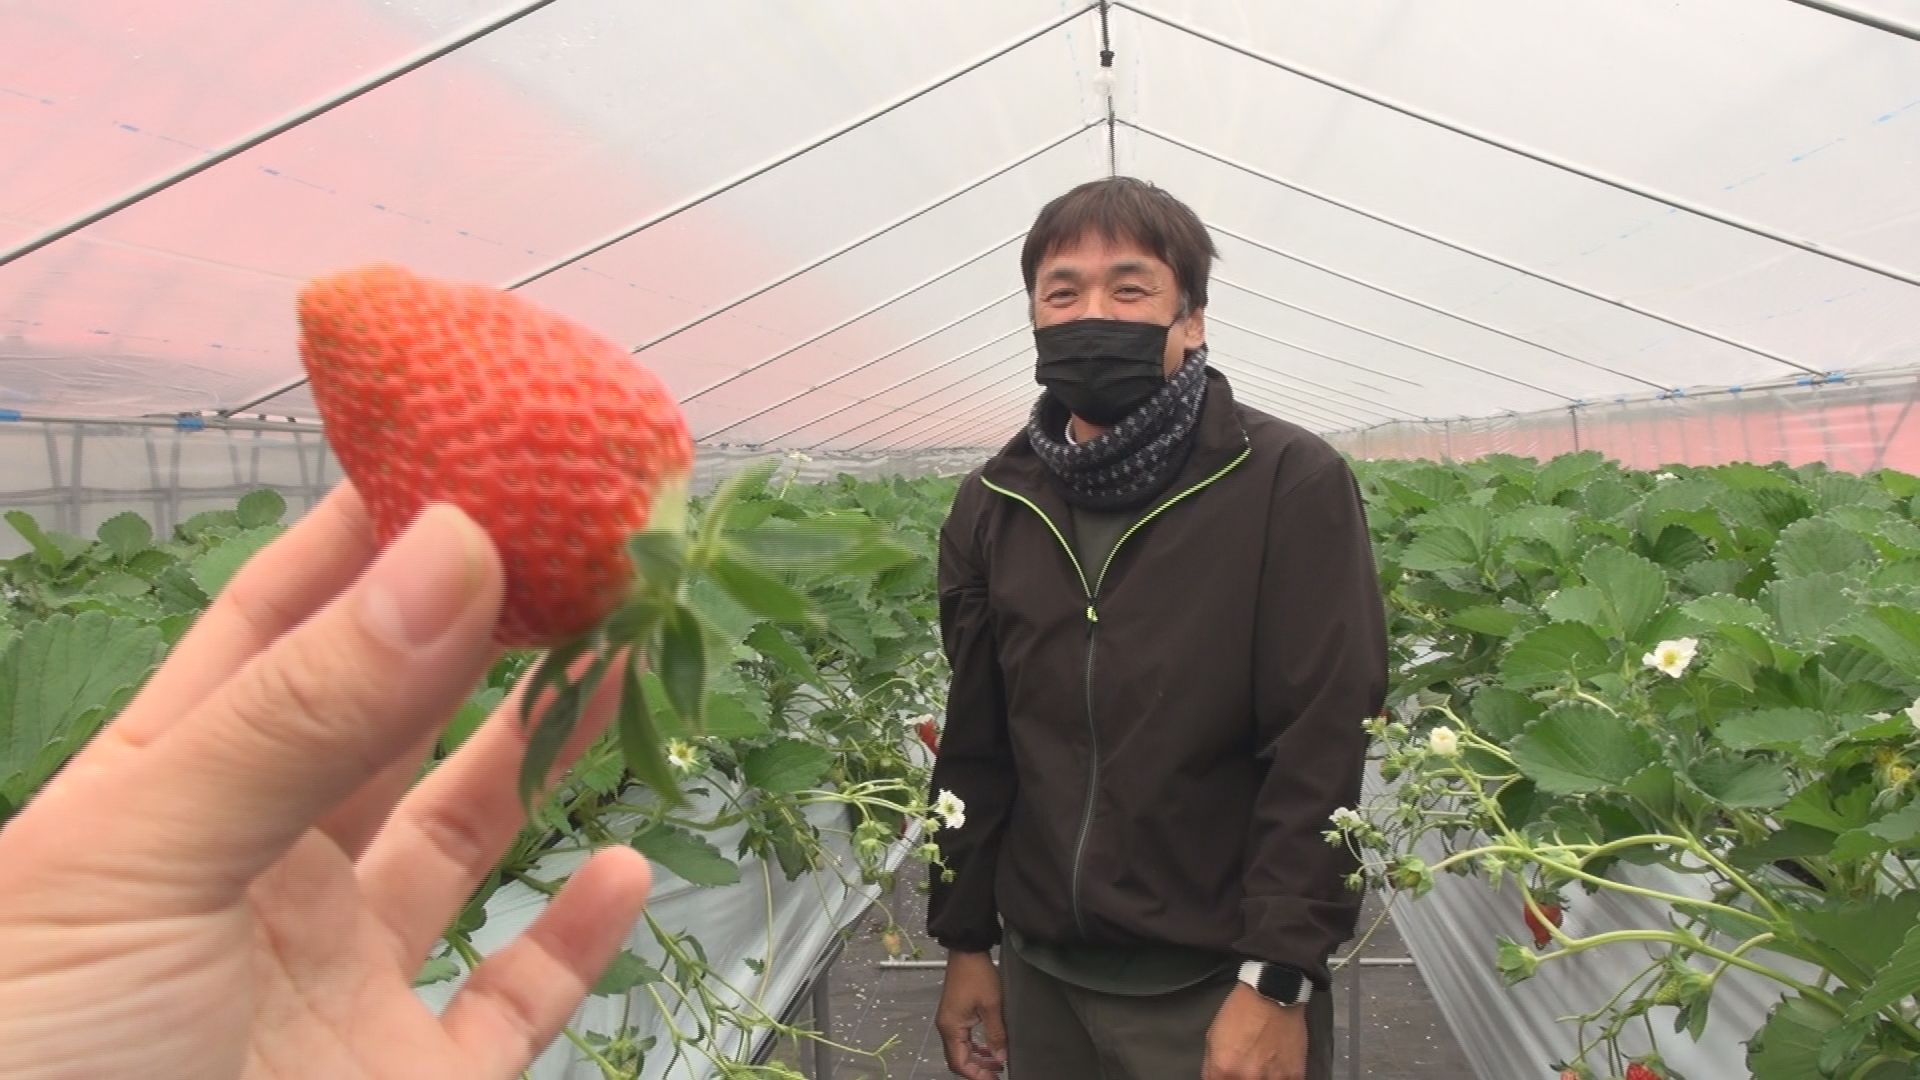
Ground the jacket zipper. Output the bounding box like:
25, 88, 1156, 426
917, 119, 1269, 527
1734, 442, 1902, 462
981, 445, 1249, 935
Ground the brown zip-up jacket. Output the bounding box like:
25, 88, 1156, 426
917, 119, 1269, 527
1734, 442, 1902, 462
925, 369, 1387, 989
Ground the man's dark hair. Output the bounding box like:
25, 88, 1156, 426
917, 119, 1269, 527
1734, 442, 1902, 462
1020, 176, 1219, 312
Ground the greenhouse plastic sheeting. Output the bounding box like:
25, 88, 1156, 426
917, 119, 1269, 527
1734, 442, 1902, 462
415, 792, 924, 1079
4, 1, 1919, 450
0, 421, 979, 559
1330, 371, 1920, 473
1362, 764, 1816, 1079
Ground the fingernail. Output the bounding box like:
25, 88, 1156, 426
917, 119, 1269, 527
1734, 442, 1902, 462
359, 505, 489, 650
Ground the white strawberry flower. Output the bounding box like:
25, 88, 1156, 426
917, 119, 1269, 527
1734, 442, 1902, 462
1643, 637, 1699, 678
666, 740, 699, 772
1428, 726, 1460, 757
1329, 806, 1366, 831
1906, 698, 1920, 734
935, 789, 967, 831
1655, 471, 1677, 482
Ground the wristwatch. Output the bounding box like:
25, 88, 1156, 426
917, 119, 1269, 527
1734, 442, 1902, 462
1237, 960, 1312, 1007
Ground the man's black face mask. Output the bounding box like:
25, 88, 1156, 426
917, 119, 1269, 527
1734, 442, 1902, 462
1033, 318, 1171, 427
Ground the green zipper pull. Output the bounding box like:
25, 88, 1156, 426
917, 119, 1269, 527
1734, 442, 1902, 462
1086, 603, 1099, 623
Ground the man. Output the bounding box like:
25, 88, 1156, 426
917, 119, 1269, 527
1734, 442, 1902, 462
926, 177, 1387, 1080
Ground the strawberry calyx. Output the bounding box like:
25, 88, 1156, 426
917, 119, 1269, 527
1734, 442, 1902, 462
510, 457, 914, 812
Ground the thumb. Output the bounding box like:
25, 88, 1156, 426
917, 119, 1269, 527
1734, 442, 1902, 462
123, 504, 504, 902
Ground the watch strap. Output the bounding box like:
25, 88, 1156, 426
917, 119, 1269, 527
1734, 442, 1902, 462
1237, 960, 1311, 1007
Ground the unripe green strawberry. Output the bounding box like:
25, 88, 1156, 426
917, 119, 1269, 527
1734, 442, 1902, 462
297, 264, 694, 647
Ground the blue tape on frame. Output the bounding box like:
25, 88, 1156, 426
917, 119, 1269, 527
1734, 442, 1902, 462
175, 415, 207, 431
0, 409, 20, 421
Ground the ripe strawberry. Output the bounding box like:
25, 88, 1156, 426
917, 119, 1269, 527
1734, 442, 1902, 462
297, 264, 694, 648
916, 718, 940, 754
1625, 1063, 1660, 1080
1524, 901, 1564, 948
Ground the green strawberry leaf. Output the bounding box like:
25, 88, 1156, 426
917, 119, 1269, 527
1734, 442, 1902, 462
0, 611, 166, 808
5, 510, 85, 570
708, 553, 812, 625
742, 739, 832, 794
627, 530, 690, 594
702, 692, 771, 740
515, 644, 600, 810
412, 955, 461, 987
657, 602, 706, 729
1683, 753, 1792, 809
1727, 822, 1836, 870
1746, 993, 1842, 1080
1711, 708, 1835, 759
1509, 703, 1659, 795
1398, 527, 1480, 572
96, 512, 153, 560
1682, 594, 1771, 631
1542, 586, 1607, 626
589, 950, 663, 995
1830, 800, 1920, 863
1581, 546, 1666, 643
1763, 573, 1860, 647
187, 526, 281, 597
1844, 919, 1920, 1025
1469, 686, 1542, 743
1773, 516, 1878, 579
1500, 622, 1614, 688
618, 660, 683, 808
236, 489, 288, 529
630, 822, 740, 887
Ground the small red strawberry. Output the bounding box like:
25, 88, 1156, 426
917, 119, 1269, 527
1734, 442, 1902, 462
1558, 1070, 1579, 1080
298, 264, 694, 648
1524, 901, 1564, 948
916, 718, 940, 754
1625, 1063, 1660, 1080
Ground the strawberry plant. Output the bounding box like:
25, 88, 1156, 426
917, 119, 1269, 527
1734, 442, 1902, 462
1336, 452, 1920, 1079
2, 463, 961, 1077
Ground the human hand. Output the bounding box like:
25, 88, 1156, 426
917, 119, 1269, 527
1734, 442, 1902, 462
935, 949, 1007, 1079
0, 485, 651, 1079
1203, 984, 1309, 1080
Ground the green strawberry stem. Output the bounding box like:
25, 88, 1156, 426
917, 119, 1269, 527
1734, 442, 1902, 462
512, 459, 915, 819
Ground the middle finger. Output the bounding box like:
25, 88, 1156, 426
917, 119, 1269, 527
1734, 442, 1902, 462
355, 652, 627, 971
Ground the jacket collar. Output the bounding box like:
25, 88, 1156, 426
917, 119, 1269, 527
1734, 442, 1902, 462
979, 365, 1250, 518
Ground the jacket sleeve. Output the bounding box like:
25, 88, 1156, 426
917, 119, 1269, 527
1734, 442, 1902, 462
1236, 453, 1387, 990
925, 478, 1017, 952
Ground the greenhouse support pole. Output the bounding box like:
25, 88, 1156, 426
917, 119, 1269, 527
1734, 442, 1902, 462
811, 968, 834, 1080
144, 429, 167, 537
1125, 122, 1825, 378
1216, 277, 1576, 400
680, 235, 1025, 405
1348, 965, 1362, 1080
628, 123, 1096, 359
1785, 0, 1920, 41
1206, 315, 1424, 391
1874, 396, 1917, 471
1116, 1, 1920, 289
1208, 223, 1666, 391
775, 337, 1032, 448
0, 0, 565, 271
222, 3, 1102, 416
66, 426, 84, 537
697, 289, 1026, 440
1569, 407, 1582, 452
